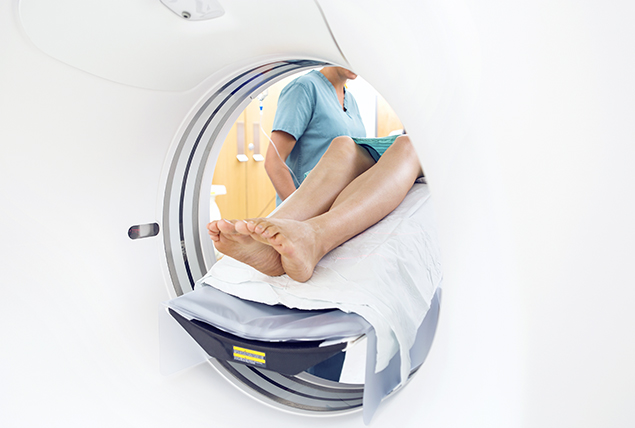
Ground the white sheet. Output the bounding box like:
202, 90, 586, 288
197, 181, 443, 386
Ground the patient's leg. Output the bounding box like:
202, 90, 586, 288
241, 136, 423, 282
271, 136, 376, 221
207, 219, 284, 276
207, 136, 374, 275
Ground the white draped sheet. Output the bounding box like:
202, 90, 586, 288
196, 181, 443, 385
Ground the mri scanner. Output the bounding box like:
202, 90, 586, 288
2, 0, 635, 426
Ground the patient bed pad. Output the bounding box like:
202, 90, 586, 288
196, 181, 443, 386
167, 284, 371, 343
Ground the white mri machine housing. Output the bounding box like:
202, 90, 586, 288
1, 0, 635, 427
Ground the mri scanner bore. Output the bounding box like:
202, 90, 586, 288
162, 66, 443, 422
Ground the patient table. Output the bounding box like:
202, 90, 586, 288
163, 181, 442, 422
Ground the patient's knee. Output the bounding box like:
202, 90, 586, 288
330, 135, 356, 148
388, 135, 416, 157
394, 135, 413, 148
386, 135, 423, 174
325, 136, 358, 160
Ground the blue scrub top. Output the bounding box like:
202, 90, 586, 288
272, 70, 366, 190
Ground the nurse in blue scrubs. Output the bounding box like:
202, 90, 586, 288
265, 67, 366, 204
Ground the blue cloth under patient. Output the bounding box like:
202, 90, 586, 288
352, 135, 400, 162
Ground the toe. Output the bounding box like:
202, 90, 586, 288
207, 221, 219, 233
260, 223, 280, 240
217, 219, 236, 234
249, 219, 269, 234
235, 220, 250, 235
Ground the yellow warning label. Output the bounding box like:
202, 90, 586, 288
233, 346, 266, 366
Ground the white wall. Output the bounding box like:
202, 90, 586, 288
347, 76, 378, 137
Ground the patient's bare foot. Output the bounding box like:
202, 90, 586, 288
237, 218, 323, 282
207, 220, 284, 276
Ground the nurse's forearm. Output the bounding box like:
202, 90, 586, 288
265, 131, 297, 201
264, 149, 296, 201
267, 164, 296, 201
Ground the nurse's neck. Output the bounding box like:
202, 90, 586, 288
320, 67, 357, 111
